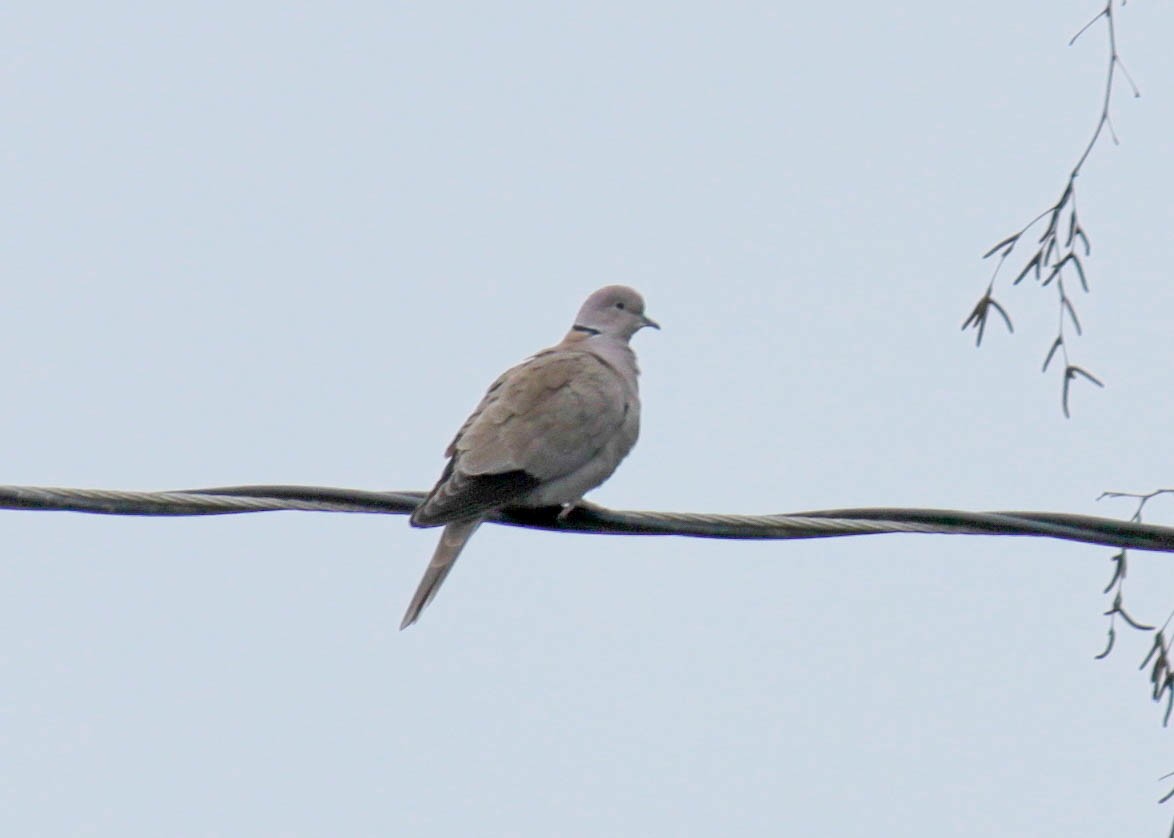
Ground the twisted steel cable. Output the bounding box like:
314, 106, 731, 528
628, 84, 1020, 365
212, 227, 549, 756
0, 484, 1170, 553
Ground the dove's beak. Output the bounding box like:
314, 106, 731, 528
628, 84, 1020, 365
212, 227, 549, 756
641, 315, 660, 331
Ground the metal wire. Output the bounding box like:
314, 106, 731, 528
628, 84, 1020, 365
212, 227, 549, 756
0, 483, 1171, 553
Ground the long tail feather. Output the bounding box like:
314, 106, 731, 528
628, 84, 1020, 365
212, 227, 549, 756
399, 518, 482, 630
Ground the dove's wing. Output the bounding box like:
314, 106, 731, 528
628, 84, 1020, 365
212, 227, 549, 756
410, 348, 633, 527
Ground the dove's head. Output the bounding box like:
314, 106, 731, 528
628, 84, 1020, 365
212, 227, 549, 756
573, 285, 659, 341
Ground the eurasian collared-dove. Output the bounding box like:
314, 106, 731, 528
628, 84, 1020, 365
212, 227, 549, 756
401, 285, 658, 629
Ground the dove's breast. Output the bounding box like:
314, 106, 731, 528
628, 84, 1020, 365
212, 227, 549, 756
516, 340, 641, 508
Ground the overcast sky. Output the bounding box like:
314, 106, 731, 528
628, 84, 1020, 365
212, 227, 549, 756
5, 2, 1174, 836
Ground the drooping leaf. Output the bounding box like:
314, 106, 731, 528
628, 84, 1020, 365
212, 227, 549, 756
1143, 634, 1166, 669
1069, 253, 1088, 291
986, 298, 1013, 334
1094, 624, 1115, 659
1062, 298, 1082, 335
982, 233, 1019, 260
1013, 253, 1043, 285
960, 298, 987, 346
1070, 365, 1105, 388
1042, 337, 1063, 372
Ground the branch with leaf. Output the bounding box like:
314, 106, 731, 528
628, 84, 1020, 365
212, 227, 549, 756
1096, 488, 1174, 829
962, 0, 1139, 416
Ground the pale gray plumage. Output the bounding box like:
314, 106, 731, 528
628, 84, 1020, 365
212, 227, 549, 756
401, 285, 658, 629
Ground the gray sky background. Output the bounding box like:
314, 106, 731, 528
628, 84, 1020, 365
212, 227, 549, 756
5, 2, 1174, 835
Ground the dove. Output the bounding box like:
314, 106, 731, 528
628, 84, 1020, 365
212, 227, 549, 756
401, 285, 658, 629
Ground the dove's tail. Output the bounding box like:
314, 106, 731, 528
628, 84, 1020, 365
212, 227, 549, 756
399, 517, 482, 630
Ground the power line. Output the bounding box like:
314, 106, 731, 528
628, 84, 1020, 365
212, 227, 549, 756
1, 483, 1170, 553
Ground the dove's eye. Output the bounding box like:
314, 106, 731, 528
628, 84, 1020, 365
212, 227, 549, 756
615, 302, 626, 310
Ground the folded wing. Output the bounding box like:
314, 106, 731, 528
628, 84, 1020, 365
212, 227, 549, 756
410, 350, 628, 526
